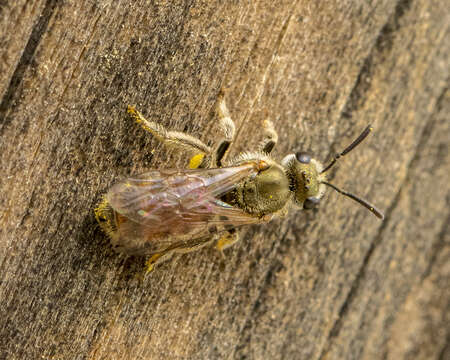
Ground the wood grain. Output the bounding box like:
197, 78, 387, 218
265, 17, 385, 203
0, 1, 448, 359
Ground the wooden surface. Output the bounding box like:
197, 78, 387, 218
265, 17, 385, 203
0, 1, 448, 359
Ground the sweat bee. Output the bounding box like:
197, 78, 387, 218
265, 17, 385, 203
95, 93, 383, 272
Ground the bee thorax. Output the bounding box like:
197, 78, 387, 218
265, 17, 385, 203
232, 164, 291, 216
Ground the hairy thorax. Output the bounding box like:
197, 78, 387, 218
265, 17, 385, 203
228, 164, 291, 217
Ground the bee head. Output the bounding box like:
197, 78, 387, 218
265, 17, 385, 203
282, 125, 384, 219
283, 152, 326, 210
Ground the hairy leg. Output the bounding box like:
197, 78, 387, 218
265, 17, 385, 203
215, 229, 239, 252
258, 119, 278, 154
213, 93, 236, 167
127, 105, 211, 168
145, 236, 217, 273
144, 228, 241, 273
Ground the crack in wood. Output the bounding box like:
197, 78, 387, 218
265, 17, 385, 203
0, 0, 58, 134
318, 81, 448, 360
340, 0, 414, 121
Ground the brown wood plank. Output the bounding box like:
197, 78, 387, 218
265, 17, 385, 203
0, 0, 448, 359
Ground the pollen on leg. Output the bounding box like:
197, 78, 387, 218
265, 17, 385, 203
94, 198, 118, 239
127, 105, 146, 126
215, 231, 239, 251
256, 160, 270, 171
145, 254, 162, 274
95, 197, 111, 223
189, 153, 205, 169
127, 105, 137, 116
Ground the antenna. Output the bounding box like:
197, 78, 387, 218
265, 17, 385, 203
319, 124, 384, 219
322, 181, 384, 219
321, 125, 373, 174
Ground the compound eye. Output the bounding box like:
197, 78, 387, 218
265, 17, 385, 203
303, 197, 320, 210
296, 152, 311, 164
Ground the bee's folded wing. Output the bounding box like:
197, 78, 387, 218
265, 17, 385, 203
106, 162, 267, 233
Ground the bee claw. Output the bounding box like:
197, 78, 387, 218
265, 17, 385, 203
145, 263, 155, 274
145, 254, 161, 274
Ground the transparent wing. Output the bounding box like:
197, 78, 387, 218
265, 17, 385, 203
106, 162, 268, 238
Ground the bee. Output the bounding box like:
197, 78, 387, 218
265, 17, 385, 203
95, 93, 384, 272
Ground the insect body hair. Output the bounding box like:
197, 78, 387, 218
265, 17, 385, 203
94, 197, 119, 241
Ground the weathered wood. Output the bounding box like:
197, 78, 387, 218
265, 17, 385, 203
0, 1, 448, 359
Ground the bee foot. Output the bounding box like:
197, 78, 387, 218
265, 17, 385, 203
215, 231, 239, 252
145, 254, 161, 274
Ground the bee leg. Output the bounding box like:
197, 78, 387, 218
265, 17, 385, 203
127, 106, 211, 169
215, 229, 239, 253
145, 237, 217, 273
258, 119, 278, 154
213, 92, 236, 167
145, 252, 174, 273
